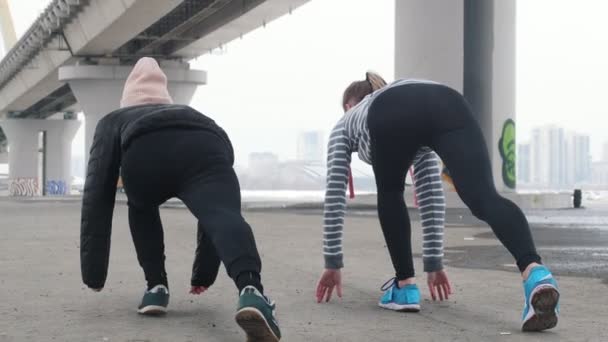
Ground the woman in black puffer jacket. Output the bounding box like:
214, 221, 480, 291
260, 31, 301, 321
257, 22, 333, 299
80, 57, 281, 341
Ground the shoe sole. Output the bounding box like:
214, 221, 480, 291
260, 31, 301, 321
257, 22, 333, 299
235, 307, 280, 342
137, 305, 167, 315
522, 285, 559, 332
378, 302, 421, 313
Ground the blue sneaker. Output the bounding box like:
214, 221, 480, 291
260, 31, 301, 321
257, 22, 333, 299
522, 265, 560, 332
378, 278, 421, 312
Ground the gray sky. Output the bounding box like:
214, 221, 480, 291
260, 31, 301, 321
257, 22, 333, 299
3, 0, 608, 164
516, 0, 608, 161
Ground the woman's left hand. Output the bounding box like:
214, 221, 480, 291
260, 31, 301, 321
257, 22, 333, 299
426, 270, 452, 301
189, 286, 208, 295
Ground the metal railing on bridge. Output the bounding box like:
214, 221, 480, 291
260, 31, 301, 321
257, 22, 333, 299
0, 0, 89, 91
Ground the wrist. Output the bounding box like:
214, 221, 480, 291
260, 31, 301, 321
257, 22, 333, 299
191, 278, 215, 288
423, 259, 443, 273
324, 254, 344, 269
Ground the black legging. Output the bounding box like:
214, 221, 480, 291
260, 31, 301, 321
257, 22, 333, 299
367, 83, 541, 280
120, 128, 262, 292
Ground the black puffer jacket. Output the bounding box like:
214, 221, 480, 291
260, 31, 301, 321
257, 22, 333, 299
80, 104, 232, 289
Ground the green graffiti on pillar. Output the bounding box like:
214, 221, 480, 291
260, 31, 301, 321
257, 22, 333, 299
498, 119, 516, 189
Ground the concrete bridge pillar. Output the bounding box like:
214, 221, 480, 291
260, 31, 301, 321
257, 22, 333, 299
58, 62, 207, 165
0, 120, 39, 196
0, 118, 80, 196
395, 0, 516, 192
45, 119, 81, 195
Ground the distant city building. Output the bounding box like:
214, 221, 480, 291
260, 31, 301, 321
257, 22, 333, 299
603, 141, 608, 162
592, 161, 608, 185
296, 131, 324, 162
517, 143, 530, 184
567, 133, 592, 184
530, 126, 567, 187
528, 125, 592, 188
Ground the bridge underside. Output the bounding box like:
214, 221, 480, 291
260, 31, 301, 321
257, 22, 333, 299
3, 0, 269, 120
0, 0, 305, 148
114, 0, 266, 60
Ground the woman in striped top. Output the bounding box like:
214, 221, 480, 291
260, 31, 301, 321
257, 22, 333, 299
315, 73, 560, 332
316, 73, 450, 310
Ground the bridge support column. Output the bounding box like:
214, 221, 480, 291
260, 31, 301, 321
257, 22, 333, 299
0, 118, 80, 196
58, 63, 207, 166
395, 0, 516, 192
45, 119, 81, 195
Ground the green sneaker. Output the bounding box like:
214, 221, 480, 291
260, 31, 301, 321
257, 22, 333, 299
137, 285, 169, 315
235, 286, 281, 342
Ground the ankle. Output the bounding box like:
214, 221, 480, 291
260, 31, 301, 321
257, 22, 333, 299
147, 281, 168, 291
522, 262, 542, 281
236, 271, 263, 294
397, 277, 416, 288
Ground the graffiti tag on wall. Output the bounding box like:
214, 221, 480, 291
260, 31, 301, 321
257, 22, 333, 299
46, 180, 68, 195
498, 119, 516, 189
8, 178, 39, 196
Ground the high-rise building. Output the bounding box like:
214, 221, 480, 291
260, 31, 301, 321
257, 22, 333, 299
603, 141, 608, 162
529, 125, 592, 188
592, 161, 608, 185
530, 126, 567, 188
517, 143, 530, 184
530, 128, 543, 185
297, 131, 324, 162
567, 133, 592, 184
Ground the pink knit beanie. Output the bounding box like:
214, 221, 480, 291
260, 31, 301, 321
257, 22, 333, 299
120, 57, 174, 108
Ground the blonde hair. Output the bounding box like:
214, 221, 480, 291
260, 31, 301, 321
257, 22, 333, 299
342, 71, 387, 111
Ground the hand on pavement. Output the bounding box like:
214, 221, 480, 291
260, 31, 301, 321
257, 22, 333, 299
190, 286, 208, 295
427, 270, 452, 301
316, 269, 343, 303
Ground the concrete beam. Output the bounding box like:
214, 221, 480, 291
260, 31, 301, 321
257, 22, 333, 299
64, 0, 182, 55
175, 0, 310, 58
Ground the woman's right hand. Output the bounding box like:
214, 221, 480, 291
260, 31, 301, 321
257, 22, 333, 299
316, 269, 343, 303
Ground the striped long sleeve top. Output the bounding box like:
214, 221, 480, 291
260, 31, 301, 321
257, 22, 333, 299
323, 79, 446, 272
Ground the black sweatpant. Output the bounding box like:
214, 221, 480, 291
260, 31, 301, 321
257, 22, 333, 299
367, 83, 541, 279
120, 128, 262, 293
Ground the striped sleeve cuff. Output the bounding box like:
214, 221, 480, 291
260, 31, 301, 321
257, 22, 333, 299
324, 254, 344, 269
423, 256, 443, 273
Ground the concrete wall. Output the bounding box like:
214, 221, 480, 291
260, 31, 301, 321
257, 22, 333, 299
490, 0, 517, 192
394, 0, 464, 91
395, 0, 516, 193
